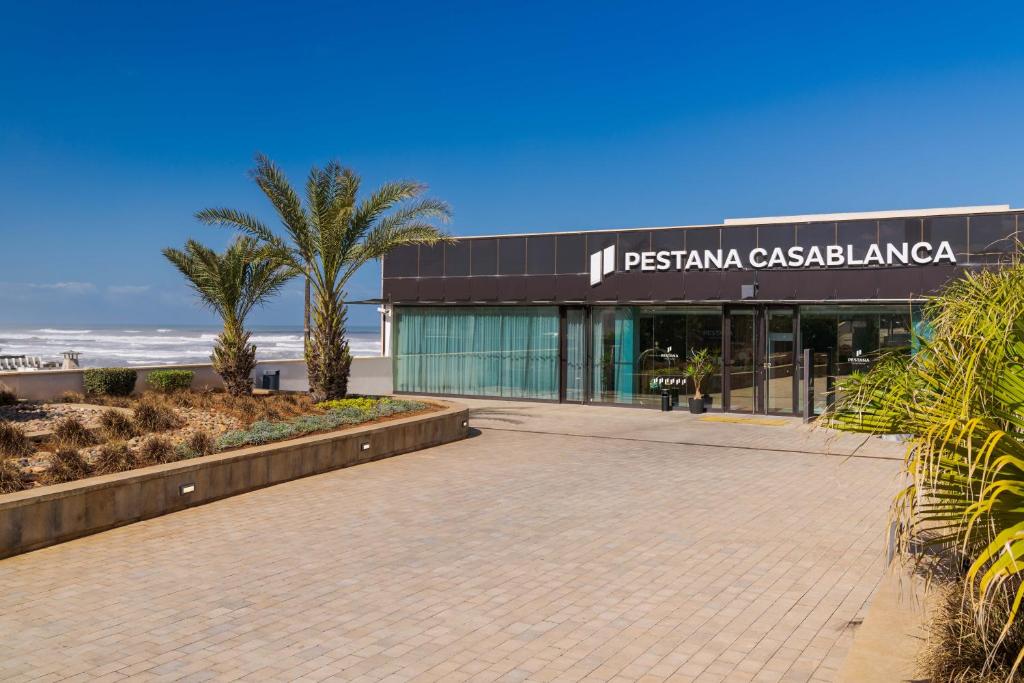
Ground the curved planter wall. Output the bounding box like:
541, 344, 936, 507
0, 401, 469, 559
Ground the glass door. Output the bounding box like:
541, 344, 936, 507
765, 308, 796, 414
726, 309, 756, 413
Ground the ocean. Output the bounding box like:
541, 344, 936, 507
0, 325, 381, 368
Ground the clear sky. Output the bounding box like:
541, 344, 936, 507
2, 1, 1023, 328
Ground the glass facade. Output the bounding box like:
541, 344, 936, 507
799, 304, 916, 415
591, 306, 722, 408
392, 303, 920, 415
394, 306, 560, 399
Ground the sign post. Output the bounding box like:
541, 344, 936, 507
802, 348, 814, 423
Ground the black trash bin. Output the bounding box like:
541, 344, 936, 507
261, 370, 280, 391
661, 389, 672, 411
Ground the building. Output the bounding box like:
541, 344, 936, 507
380, 205, 1020, 416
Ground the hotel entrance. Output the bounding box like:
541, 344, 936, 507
722, 306, 798, 415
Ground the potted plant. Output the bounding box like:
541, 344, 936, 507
684, 348, 717, 414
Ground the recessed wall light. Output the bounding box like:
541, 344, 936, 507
360, 442, 370, 451
179, 483, 195, 495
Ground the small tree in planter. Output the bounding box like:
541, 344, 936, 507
163, 237, 295, 396
684, 348, 717, 414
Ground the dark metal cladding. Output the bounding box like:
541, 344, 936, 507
382, 210, 1022, 304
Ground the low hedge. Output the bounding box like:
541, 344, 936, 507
83, 368, 138, 397
147, 369, 194, 393
217, 398, 425, 450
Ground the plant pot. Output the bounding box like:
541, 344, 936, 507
688, 397, 706, 414
701, 393, 713, 407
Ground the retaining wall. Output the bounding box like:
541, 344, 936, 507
0, 401, 468, 559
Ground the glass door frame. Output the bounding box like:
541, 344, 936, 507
722, 305, 800, 415
763, 306, 800, 416
722, 305, 757, 413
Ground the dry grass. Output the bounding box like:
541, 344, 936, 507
0, 383, 17, 406
168, 389, 216, 410
138, 435, 176, 464
183, 431, 216, 458
52, 416, 96, 449
920, 579, 1024, 682
58, 391, 85, 404
132, 399, 182, 433
0, 421, 34, 458
46, 448, 92, 484
99, 409, 135, 441
0, 458, 25, 493
93, 441, 138, 474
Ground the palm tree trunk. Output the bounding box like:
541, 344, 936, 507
306, 295, 352, 402
213, 320, 256, 396
303, 277, 310, 347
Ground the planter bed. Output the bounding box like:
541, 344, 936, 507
0, 399, 469, 559
1, 392, 427, 491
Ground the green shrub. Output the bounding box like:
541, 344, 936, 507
0, 383, 17, 406
0, 458, 25, 493
46, 448, 92, 483
83, 368, 137, 397
53, 416, 95, 448
0, 421, 33, 457
316, 397, 378, 412
218, 398, 425, 450
93, 441, 138, 474
132, 400, 182, 433
99, 409, 135, 440
146, 369, 194, 393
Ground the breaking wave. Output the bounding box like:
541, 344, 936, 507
0, 325, 380, 368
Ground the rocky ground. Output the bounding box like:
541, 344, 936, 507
5, 393, 315, 487
0, 402, 110, 433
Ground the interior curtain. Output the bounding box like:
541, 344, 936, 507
565, 310, 585, 402
394, 306, 559, 399
591, 311, 606, 399
613, 308, 637, 403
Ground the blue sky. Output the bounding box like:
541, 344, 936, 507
2, 1, 1023, 328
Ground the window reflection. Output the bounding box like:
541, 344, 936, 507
969, 214, 1017, 263
923, 216, 968, 257
799, 305, 916, 415
837, 220, 877, 260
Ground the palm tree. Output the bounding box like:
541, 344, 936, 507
826, 263, 1024, 675
196, 154, 450, 402
163, 237, 296, 396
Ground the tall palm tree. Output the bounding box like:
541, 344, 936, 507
163, 236, 296, 396
196, 153, 450, 402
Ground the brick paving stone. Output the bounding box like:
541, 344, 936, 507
0, 399, 902, 681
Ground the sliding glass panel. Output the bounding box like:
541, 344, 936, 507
394, 306, 559, 399
765, 309, 794, 414
728, 310, 756, 413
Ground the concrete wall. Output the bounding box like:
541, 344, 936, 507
0, 356, 394, 401
0, 401, 468, 559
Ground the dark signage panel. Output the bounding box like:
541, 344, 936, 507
383, 211, 1022, 304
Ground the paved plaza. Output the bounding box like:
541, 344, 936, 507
0, 400, 903, 682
